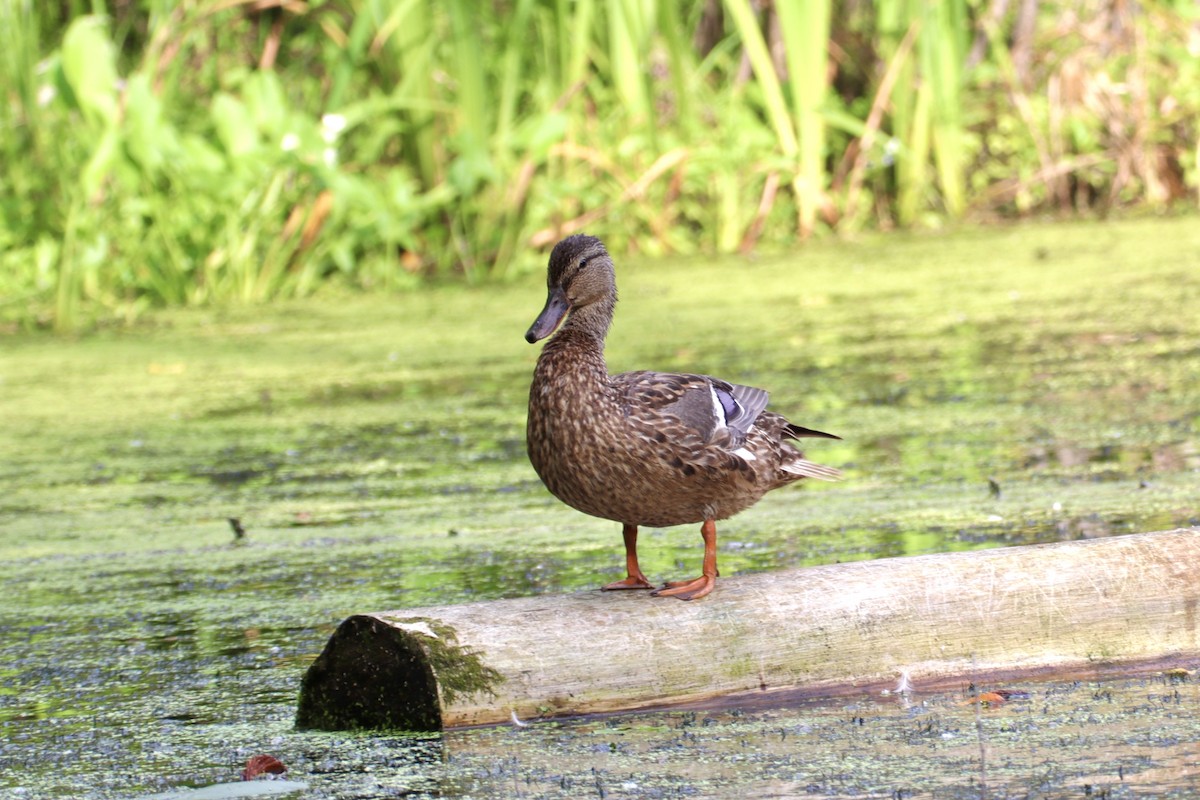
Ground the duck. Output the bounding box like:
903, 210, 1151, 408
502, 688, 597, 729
525, 234, 840, 600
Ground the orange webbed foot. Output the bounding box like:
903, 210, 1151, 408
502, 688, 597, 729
602, 573, 655, 591
603, 524, 655, 591
650, 574, 715, 601
650, 518, 719, 601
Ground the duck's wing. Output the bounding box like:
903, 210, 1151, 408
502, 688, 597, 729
613, 371, 770, 448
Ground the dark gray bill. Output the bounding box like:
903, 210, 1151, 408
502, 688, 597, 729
525, 287, 570, 343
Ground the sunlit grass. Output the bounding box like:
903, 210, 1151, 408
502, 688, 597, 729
4, 4, 1199, 330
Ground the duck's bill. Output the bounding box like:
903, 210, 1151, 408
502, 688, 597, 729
525, 287, 570, 343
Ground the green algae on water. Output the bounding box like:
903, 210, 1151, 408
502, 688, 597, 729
1, 217, 1198, 798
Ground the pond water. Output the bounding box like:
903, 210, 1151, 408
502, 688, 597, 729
1, 218, 1198, 798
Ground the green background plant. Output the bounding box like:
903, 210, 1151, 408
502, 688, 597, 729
3, 0, 1198, 330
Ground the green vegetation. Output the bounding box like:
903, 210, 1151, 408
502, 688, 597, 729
4, 1, 1200, 330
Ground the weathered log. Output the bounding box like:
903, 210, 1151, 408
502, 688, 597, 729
295, 527, 1200, 731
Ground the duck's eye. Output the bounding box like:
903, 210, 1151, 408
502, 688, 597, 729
578, 258, 589, 270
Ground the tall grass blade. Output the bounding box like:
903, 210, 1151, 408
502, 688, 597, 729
448, 0, 490, 151
374, 0, 439, 188
564, 0, 595, 92
495, 0, 536, 148
608, 0, 651, 124
722, 0, 801, 242
777, 0, 832, 236
655, 0, 698, 134
722, 0, 798, 158
923, 0, 967, 217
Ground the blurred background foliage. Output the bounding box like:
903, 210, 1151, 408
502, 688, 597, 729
2, 0, 1198, 330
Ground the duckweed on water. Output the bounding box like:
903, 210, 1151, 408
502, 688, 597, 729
1, 218, 1199, 798
441, 672, 1200, 799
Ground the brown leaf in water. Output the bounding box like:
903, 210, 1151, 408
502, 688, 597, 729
242, 754, 287, 780
959, 687, 1031, 706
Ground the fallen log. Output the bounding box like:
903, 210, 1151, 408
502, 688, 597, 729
295, 527, 1200, 731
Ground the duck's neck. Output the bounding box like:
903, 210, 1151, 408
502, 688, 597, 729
564, 297, 614, 341
542, 299, 614, 377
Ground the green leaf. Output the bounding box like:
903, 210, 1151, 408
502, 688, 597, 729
447, 132, 497, 194
515, 112, 568, 158
123, 74, 169, 174
60, 16, 119, 129
241, 71, 289, 135
178, 134, 228, 175
211, 93, 259, 159
80, 126, 119, 199
819, 105, 869, 139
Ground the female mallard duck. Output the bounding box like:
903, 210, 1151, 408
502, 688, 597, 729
525, 234, 840, 600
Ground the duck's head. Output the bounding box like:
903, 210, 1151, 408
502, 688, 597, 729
525, 234, 616, 343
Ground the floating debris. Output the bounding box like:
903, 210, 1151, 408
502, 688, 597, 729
242, 754, 287, 781
228, 517, 247, 541
960, 688, 1030, 707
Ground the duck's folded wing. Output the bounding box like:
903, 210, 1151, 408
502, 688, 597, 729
614, 371, 770, 447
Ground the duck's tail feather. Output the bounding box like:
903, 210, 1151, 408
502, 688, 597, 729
781, 458, 842, 481
785, 423, 841, 441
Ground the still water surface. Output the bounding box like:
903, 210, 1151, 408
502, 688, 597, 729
2, 219, 1198, 798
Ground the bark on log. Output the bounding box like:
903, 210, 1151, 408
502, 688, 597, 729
295, 527, 1200, 731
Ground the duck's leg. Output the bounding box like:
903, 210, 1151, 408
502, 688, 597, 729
602, 523, 655, 590
651, 518, 717, 601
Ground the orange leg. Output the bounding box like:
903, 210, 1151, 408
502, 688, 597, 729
651, 518, 717, 601
602, 523, 655, 590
